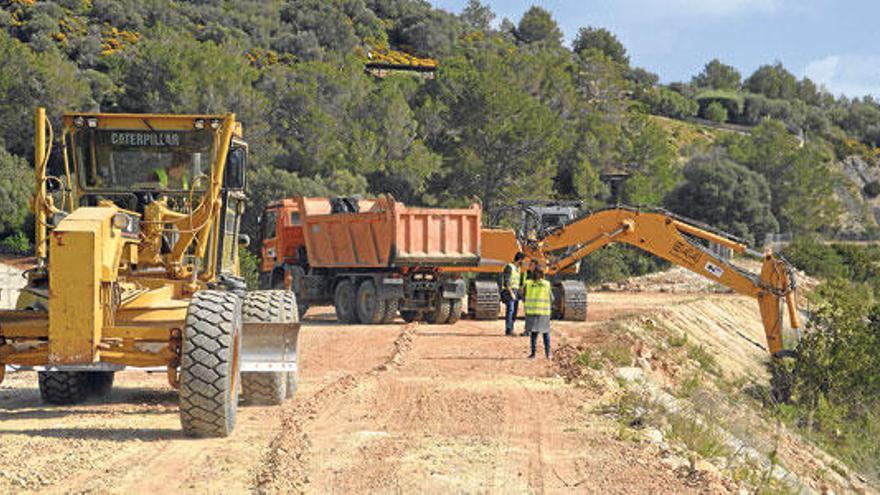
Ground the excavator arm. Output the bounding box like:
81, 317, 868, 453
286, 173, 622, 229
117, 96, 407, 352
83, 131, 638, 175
525, 207, 800, 356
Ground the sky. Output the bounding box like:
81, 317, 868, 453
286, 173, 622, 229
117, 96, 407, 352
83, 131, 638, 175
428, 0, 880, 99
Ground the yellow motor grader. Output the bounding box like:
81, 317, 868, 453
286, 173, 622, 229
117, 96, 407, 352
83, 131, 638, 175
0, 108, 299, 437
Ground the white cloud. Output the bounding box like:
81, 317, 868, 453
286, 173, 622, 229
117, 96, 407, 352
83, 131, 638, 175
805, 55, 880, 98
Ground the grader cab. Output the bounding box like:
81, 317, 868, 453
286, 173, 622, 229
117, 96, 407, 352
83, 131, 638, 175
0, 108, 299, 437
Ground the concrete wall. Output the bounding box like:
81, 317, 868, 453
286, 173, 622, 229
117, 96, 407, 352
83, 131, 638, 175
0, 261, 27, 309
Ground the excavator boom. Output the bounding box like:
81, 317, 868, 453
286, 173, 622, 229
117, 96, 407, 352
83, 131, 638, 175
527, 207, 800, 356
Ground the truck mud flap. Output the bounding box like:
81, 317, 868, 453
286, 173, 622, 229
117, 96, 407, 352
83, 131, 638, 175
380, 277, 405, 299
240, 321, 300, 372
442, 279, 465, 299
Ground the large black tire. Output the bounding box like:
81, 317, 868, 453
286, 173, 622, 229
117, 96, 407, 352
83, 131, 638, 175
241, 290, 297, 406
446, 298, 463, 324
382, 298, 399, 323
179, 291, 242, 438
334, 280, 357, 323
400, 310, 420, 323
356, 279, 386, 324
87, 371, 115, 398
38, 371, 88, 405
425, 298, 452, 325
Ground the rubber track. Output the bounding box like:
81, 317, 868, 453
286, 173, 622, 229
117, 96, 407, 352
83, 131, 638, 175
179, 290, 241, 438
471, 280, 501, 320
241, 290, 297, 406
559, 280, 588, 321
38, 371, 88, 404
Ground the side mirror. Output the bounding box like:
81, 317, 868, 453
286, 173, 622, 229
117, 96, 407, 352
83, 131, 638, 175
238, 234, 251, 248
224, 147, 246, 190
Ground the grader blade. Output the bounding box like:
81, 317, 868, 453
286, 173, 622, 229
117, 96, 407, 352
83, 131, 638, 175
240, 321, 300, 372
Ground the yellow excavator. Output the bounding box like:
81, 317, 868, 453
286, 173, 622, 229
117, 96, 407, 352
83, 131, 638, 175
0, 108, 299, 437
457, 205, 801, 357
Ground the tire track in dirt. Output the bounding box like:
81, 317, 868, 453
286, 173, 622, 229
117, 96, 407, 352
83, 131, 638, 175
252, 322, 416, 493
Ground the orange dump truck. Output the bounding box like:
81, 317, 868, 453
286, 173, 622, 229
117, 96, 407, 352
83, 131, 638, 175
260, 196, 481, 324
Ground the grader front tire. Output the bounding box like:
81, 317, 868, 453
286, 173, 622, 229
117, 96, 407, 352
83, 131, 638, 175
241, 290, 297, 406
179, 291, 243, 438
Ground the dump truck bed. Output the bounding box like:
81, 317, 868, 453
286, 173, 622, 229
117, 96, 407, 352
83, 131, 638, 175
298, 197, 481, 268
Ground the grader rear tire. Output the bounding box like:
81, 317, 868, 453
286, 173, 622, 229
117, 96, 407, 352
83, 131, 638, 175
356, 279, 386, 324
241, 290, 297, 406
179, 291, 242, 438
334, 280, 357, 323
38, 371, 88, 405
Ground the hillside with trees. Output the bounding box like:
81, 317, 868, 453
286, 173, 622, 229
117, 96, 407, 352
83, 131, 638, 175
1, 0, 880, 484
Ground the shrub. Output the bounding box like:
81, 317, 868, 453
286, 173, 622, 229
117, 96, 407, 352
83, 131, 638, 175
704, 101, 728, 123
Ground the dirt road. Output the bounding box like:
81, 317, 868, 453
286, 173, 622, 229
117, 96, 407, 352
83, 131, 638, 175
1, 293, 724, 494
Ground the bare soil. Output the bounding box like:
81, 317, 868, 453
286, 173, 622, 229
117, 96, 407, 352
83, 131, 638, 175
1, 292, 748, 494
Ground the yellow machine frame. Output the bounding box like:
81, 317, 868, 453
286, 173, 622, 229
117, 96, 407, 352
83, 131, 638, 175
0, 108, 242, 381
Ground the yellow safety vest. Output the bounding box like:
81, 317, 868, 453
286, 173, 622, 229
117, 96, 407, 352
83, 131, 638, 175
506, 263, 521, 290
524, 279, 552, 316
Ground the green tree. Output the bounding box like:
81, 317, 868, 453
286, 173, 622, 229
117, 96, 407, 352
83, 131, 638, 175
745, 62, 798, 100
641, 86, 698, 119
461, 0, 494, 31
515, 6, 562, 44
691, 59, 741, 90
665, 151, 779, 244
572, 26, 628, 65
351, 78, 441, 202
704, 101, 728, 123
424, 44, 562, 214
0, 147, 33, 238
0, 30, 92, 158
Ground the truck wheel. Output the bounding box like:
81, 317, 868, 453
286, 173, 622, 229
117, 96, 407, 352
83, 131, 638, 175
382, 298, 399, 323
446, 298, 463, 324
241, 290, 297, 405
87, 371, 115, 398
425, 299, 451, 325
356, 279, 386, 324
400, 310, 421, 323
179, 291, 242, 438
334, 280, 357, 323
38, 371, 88, 405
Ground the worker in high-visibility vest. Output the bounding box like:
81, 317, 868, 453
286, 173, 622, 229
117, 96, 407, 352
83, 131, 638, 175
523, 266, 553, 359
502, 252, 526, 336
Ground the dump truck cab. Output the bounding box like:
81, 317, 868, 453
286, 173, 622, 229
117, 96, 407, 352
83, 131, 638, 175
0, 109, 300, 438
